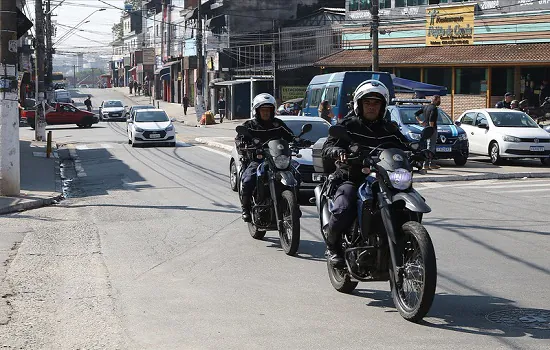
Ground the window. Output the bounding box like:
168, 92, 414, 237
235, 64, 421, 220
359, 0, 371, 11
396, 68, 421, 82
330, 87, 339, 106
461, 112, 475, 125
474, 113, 487, 126
379, 1, 392, 9
349, 0, 359, 11
491, 67, 514, 97
311, 89, 323, 107
456, 68, 487, 95
424, 68, 452, 94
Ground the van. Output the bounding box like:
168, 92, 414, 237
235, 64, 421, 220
54, 89, 73, 104
301, 71, 395, 124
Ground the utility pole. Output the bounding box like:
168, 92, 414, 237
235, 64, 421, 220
371, 1, 380, 71
167, 2, 171, 59
272, 20, 277, 99
0, 0, 20, 195
160, 0, 166, 63
45, 0, 53, 102
73, 64, 77, 87
35, 0, 47, 141
195, 1, 205, 122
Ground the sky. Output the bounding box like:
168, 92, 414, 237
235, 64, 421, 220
24, 0, 126, 53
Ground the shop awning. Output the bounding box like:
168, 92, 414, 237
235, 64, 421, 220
214, 80, 251, 87
315, 43, 550, 67
128, 67, 137, 72
155, 67, 169, 76
392, 77, 447, 96
160, 73, 170, 81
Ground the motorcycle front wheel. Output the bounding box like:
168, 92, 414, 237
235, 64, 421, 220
248, 223, 266, 240
279, 190, 300, 256
390, 221, 437, 322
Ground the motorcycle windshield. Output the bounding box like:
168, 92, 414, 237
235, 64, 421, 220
267, 139, 291, 158
377, 148, 411, 171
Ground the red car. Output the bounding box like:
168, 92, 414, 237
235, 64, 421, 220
23, 102, 99, 129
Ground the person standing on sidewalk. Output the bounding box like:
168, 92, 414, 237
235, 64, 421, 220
84, 95, 92, 112
133, 81, 138, 95
415, 95, 441, 170
129, 79, 133, 94
183, 95, 189, 115
218, 96, 226, 123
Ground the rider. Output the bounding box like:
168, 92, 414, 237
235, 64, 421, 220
84, 95, 92, 112
236, 93, 295, 222
321, 80, 411, 266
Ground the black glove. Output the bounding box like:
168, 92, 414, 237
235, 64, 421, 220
331, 148, 346, 159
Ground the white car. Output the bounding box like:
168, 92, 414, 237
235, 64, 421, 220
457, 109, 550, 165
127, 109, 176, 147
99, 100, 126, 121
229, 116, 330, 194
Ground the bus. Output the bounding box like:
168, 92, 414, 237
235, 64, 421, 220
52, 72, 66, 89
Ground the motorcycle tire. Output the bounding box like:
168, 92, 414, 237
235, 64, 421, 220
248, 223, 266, 240
389, 221, 437, 323
327, 262, 358, 294
278, 190, 300, 256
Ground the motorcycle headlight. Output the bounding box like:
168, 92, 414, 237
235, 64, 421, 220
503, 135, 521, 142
165, 124, 174, 131
274, 155, 290, 169
408, 132, 422, 141
388, 168, 413, 190
458, 133, 468, 141
134, 126, 144, 132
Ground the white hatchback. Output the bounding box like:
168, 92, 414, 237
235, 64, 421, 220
457, 109, 550, 165
127, 109, 176, 147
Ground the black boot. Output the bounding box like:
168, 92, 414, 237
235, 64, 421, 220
241, 196, 252, 222
326, 227, 345, 267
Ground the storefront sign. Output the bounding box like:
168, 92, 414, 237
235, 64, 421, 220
426, 5, 474, 46
281, 86, 307, 101
143, 48, 155, 65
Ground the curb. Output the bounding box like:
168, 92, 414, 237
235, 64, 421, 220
415, 171, 550, 183
194, 138, 234, 152
0, 193, 63, 215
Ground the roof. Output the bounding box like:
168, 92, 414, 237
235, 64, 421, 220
316, 43, 550, 67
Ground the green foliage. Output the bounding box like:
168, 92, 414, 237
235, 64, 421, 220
124, 0, 142, 10
112, 21, 123, 41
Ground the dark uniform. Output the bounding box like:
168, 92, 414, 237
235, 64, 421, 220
321, 113, 410, 248
237, 117, 295, 214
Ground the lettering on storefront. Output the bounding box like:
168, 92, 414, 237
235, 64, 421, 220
479, 1, 499, 10
426, 5, 475, 46
281, 86, 307, 102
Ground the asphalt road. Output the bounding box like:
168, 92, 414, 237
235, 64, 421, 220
0, 88, 548, 349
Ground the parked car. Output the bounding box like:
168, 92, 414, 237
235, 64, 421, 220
127, 109, 176, 147
79, 84, 89, 88
387, 99, 469, 166
99, 100, 126, 121
54, 89, 74, 104
22, 102, 98, 129
229, 116, 330, 195
456, 109, 550, 165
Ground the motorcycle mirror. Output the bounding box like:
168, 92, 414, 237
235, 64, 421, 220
329, 125, 351, 141
236, 125, 251, 138
299, 123, 313, 136
420, 126, 434, 140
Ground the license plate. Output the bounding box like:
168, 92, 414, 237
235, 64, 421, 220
436, 146, 452, 152
112, 114, 119, 117
312, 173, 325, 182
149, 133, 161, 139
530, 146, 545, 152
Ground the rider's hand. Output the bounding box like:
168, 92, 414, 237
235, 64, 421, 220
339, 152, 347, 162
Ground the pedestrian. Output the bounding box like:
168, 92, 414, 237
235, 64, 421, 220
133, 80, 138, 95
129, 79, 133, 94
318, 100, 334, 124
137, 83, 142, 95
217, 96, 226, 123
495, 92, 513, 109
415, 95, 442, 170
84, 95, 92, 112
540, 79, 550, 106
182, 94, 189, 115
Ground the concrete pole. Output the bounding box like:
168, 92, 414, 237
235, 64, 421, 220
35, 0, 47, 141
0, 0, 20, 195
371, 2, 380, 72
46, 0, 54, 102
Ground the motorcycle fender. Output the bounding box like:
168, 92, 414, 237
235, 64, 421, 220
277, 171, 298, 187
392, 190, 432, 213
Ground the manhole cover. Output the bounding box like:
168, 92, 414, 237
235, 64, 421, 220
486, 309, 550, 330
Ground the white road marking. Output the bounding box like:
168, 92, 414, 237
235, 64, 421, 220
101, 143, 113, 149
68, 145, 87, 177
197, 146, 231, 158
76, 144, 89, 150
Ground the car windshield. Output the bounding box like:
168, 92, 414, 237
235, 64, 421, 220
135, 111, 169, 122
133, 105, 154, 112
104, 101, 123, 107
400, 107, 454, 125
284, 120, 329, 143
488, 111, 538, 127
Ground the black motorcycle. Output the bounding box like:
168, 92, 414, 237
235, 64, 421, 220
314, 125, 437, 322
236, 124, 312, 256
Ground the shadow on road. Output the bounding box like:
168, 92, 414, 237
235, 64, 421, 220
65, 202, 239, 214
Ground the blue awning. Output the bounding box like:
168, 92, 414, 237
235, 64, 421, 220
392, 77, 448, 96
160, 72, 170, 81
155, 67, 169, 76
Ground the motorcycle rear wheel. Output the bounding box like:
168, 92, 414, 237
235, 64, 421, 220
390, 221, 437, 322
279, 190, 300, 256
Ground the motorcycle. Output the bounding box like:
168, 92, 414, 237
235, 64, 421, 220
235, 123, 312, 256
314, 125, 437, 322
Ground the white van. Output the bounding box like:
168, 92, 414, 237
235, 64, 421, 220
54, 89, 73, 104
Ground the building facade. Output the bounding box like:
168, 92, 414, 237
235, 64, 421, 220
316, 0, 550, 117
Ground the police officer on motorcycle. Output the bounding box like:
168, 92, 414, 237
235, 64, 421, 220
236, 93, 295, 222
321, 80, 411, 266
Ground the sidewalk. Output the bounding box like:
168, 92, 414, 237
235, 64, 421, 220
111, 87, 242, 130
191, 136, 550, 183
0, 139, 62, 215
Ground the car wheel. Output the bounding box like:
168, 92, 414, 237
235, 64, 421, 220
128, 138, 132, 145
489, 142, 503, 165
453, 155, 468, 166
230, 160, 238, 192
77, 124, 83, 128
541, 157, 550, 166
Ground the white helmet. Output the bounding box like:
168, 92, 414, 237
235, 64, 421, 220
252, 93, 277, 119
353, 80, 390, 119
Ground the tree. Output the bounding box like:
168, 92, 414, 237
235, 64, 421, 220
112, 21, 123, 41
124, 0, 141, 10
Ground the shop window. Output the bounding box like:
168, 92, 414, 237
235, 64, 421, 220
456, 68, 487, 95
491, 67, 514, 97
424, 68, 452, 94
359, 0, 370, 10
396, 68, 421, 82
379, 0, 391, 9
349, 0, 359, 11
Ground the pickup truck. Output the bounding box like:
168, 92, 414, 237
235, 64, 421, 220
22, 102, 99, 129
